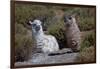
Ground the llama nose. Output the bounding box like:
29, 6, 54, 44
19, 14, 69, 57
35, 25, 40, 31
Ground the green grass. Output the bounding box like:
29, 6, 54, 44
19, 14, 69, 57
80, 31, 95, 50
15, 23, 35, 62
77, 31, 96, 62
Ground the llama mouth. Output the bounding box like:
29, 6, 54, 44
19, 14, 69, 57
35, 26, 40, 31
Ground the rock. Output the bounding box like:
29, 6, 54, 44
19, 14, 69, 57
15, 48, 79, 66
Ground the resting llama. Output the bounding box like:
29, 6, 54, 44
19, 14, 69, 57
28, 19, 59, 53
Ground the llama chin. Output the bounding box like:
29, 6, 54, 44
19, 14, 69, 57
29, 19, 59, 53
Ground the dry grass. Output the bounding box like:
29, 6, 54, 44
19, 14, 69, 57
76, 30, 96, 63
77, 46, 96, 63
15, 23, 36, 62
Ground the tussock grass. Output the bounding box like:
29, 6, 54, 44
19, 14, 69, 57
76, 31, 96, 62
78, 46, 96, 62
15, 23, 35, 62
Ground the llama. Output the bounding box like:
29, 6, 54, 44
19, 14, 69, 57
28, 19, 59, 53
64, 14, 81, 52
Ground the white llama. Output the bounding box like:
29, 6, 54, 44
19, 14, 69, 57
29, 19, 59, 53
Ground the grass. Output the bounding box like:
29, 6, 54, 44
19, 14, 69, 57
76, 31, 96, 62
15, 23, 35, 62
77, 46, 96, 62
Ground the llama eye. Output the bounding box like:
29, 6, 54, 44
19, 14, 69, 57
32, 24, 36, 27
68, 17, 72, 20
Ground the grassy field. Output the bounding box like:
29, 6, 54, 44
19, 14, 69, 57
14, 3, 96, 63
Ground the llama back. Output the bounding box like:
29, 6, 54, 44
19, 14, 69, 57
42, 35, 59, 53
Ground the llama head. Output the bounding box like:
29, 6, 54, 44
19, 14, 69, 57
64, 14, 76, 27
28, 19, 42, 32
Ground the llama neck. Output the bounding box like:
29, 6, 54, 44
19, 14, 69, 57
73, 22, 79, 29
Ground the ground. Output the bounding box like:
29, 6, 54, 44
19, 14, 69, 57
15, 51, 79, 66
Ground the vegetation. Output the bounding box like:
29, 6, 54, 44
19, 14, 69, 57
81, 31, 95, 49
15, 23, 35, 62
77, 31, 96, 62
77, 46, 95, 62
47, 20, 67, 49
15, 3, 96, 62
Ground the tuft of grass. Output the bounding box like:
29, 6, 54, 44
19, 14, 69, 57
15, 23, 35, 62
80, 31, 95, 50
78, 46, 96, 62
15, 34, 34, 62
79, 17, 95, 31
77, 31, 96, 62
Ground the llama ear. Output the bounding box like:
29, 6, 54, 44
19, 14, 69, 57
29, 21, 32, 24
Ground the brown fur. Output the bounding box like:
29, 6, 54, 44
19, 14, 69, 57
64, 15, 81, 51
